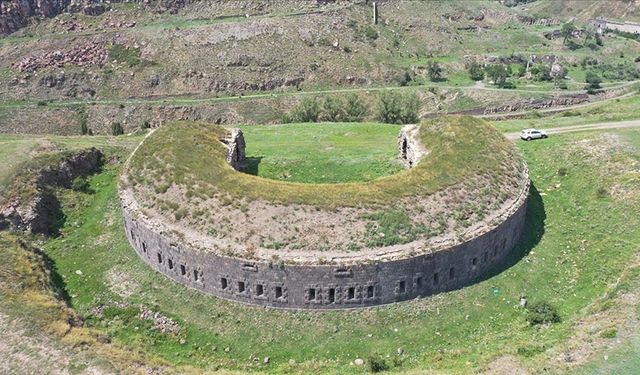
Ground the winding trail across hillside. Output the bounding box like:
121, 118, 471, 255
504, 119, 640, 140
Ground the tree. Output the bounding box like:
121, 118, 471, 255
291, 97, 320, 122
585, 71, 602, 91
561, 22, 577, 45
467, 62, 485, 81
321, 96, 344, 122
376, 91, 420, 124
344, 93, 368, 122
111, 122, 124, 136
427, 61, 445, 82
80, 119, 88, 135
531, 63, 552, 81
485, 64, 512, 87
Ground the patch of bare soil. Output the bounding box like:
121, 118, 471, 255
483, 355, 530, 375
0, 310, 109, 375
106, 267, 140, 299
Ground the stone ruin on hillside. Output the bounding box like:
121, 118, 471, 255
221, 128, 246, 170
398, 124, 427, 168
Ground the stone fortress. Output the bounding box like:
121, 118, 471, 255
120, 118, 530, 309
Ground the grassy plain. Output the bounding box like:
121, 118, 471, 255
0, 124, 638, 373
239, 122, 403, 183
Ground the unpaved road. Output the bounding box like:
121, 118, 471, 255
505, 119, 640, 140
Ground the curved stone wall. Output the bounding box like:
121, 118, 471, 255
121, 191, 528, 310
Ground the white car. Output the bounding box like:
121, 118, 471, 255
520, 128, 548, 141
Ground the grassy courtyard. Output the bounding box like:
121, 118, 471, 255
239, 122, 403, 184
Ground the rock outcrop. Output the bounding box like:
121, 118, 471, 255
0, 0, 191, 35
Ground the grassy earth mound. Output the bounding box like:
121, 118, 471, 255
122, 116, 527, 257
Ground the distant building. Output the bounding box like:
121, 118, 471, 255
590, 17, 640, 35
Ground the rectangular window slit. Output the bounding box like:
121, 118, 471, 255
308, 288, 316, 301
328, 288, 335, 303
472, 257, 478, 266
168, 259, 174, 269
348, 287, 355, 300
367, 285, 374, 298
256, 284, 264, 296
180, 265, 186, 275
275, 286, 283, 299
449, 267, 455, 280
221, 277, 228, 289
416, 277, 423, 288
193, 270, 199, 281
157, 253, 162, 263
238, 281, 245, 293
434, 273, 439, 285
399, 280, 406, 293
142, 242, 147, 252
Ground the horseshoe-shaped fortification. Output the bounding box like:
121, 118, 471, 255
120, 116, 529, 309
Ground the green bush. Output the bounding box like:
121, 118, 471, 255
526, 301, 561, 325
321, 96, 345, 122
344, 93, 368, 122
71, 177, 90, 193
367, 354, 389, 373
80, 119, 88, 135
585, 71, 602, 90
376, 91, 420, 124
364, 26, 378, 40
393, 70, 413, 87
485, 64, 512, 87
111, 122, 124, 136
467, 61, 485, 81
426, 61, 445, 82
291, 97, 320, 122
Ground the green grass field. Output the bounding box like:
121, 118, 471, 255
239, 122, 403, 183
1, 124, 637, 373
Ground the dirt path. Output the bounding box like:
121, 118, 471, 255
504, 119, 640, 140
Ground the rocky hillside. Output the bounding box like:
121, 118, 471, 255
1, 1, 639, 135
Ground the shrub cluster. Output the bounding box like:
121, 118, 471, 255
376, 91, 421, 124
111, 122, 124, 136
285, 94, 368, 123
526, 301, 561, 325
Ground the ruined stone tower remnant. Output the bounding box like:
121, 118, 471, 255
220, 128, 246, 171
398, 124, 427, 168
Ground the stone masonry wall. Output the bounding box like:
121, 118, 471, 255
398, 124, 426, 168
121, 191, 528, 310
